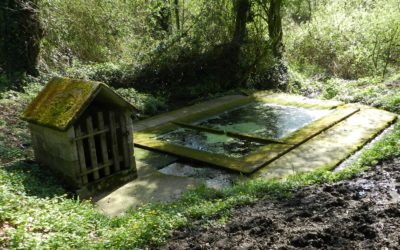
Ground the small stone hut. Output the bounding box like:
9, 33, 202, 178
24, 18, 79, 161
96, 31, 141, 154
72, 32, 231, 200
22, 77, 138, 197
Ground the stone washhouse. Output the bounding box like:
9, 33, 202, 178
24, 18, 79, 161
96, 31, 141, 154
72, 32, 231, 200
22, 77, 138, 198
21, 77, 398, 213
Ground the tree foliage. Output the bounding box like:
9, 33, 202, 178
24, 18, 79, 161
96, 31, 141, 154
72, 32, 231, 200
6, 0, 396, 90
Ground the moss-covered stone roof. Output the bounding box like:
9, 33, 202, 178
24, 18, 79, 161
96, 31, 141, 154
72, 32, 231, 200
22, 77, 135, 131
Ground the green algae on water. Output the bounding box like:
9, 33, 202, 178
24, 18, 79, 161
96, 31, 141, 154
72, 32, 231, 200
196, 103, 332, 139
156, 128, 265, 158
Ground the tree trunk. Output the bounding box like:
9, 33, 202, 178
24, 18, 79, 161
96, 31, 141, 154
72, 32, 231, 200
227, 0, 251, 87
181, 0, 185, 29
268, 0, 283, 59
159, 7, 171, 34
0, 0, 7, 75
231, 0, 251, 47
146, 0, 171, 39
0, 0, 43, 84
174, 0, 180, 31
266, 0, 287, 90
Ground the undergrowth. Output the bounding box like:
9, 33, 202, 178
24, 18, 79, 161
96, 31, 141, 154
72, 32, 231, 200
289, 72, 400, 113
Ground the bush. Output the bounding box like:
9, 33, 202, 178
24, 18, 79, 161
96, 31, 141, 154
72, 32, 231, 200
114, 88, 167, 115
38, 0, 235, 69
39, 0, 159, 67
285, 0, 400, 79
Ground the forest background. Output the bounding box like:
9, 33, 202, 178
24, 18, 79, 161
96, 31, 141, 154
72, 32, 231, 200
0, 0, 399, 248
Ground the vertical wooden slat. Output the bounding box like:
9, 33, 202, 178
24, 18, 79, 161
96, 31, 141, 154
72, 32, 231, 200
86, 116, 100, 180
119, 114, 129, 169
75, 125, 88, 184
97, 112, 110, 176
109, 111, 121, 171
125, 112, 134, 170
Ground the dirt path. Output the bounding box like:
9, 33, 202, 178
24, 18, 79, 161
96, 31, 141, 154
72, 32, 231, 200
158, 158, 400, 249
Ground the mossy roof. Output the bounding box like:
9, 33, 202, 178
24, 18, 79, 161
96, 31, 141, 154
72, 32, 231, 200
22, 77, 136, 131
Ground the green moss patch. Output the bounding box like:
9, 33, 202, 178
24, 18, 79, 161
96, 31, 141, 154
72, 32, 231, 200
254, 92, 343, 109
22, 77, 102, 131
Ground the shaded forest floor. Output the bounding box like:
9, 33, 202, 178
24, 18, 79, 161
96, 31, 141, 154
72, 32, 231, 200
159, 158, 400, 249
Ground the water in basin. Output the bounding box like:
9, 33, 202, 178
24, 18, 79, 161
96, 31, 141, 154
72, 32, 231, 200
156, 128, 265, 158
196, 103, 331, 139
156, 102, 331, 158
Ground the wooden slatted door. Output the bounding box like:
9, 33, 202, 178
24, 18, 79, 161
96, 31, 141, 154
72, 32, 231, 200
74, 110, 132, 185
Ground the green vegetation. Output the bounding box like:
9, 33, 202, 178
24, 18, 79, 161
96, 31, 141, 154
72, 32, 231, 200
285, 0, 399, 79
113, 87, 167, 116
1, 0, 399, 248
288, 73, 400, 114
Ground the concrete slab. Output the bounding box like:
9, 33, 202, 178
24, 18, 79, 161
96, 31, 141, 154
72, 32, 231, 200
252, 105, 397, 179
254, 92, 343, 109
134, 147, 177, 170
133, 95, 249, 131
94, 158, 201, 216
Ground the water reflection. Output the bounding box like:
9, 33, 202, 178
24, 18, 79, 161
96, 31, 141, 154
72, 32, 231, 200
157, 128, 264, 158
157, 103, 331, 158
197, 103, 331, 139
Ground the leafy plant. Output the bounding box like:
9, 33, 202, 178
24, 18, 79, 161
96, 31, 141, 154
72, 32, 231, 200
285, 0, 400, 79
114, 87, 167, 115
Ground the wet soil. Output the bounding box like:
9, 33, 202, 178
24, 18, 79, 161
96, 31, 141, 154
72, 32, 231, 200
158, 158, 400, 249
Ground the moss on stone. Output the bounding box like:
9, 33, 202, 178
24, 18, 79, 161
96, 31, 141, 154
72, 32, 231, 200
133, 95, 363, 174
283, 105, 360, 144
135, 132, 251, 173
253, 92, 343, 109
174, 97, 253, 124
22, 77, 105, 130
251, 107, 398, 180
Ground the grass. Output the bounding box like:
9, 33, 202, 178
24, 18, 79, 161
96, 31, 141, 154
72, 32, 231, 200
1, 73, 400, 249
1, 121, 399, 249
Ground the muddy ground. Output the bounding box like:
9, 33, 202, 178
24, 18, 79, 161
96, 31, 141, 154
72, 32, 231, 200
158, 158, 400, 249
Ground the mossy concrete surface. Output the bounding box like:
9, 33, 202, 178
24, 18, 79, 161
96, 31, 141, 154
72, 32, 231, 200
22, 77, 98, 130
243, 105, 360, 172
254, 92, 343, 109
252, 105, 397, 179
134, 147, 178, 170
134, 95, 359, 173
133, 95, 251, 131
94, 152, 200, 216
133, 105, 360, 175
